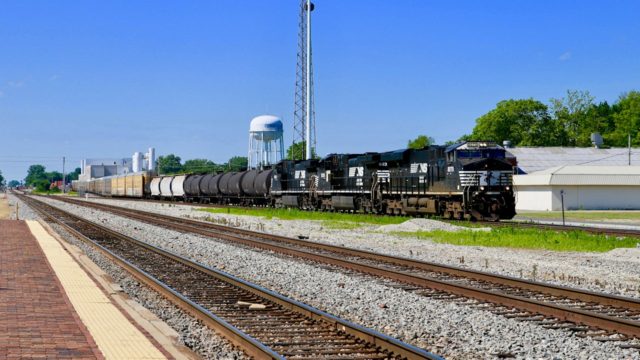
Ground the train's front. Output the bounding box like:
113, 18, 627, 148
447, 141, 516, 220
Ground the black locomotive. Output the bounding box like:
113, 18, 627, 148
270, 141, 516, 220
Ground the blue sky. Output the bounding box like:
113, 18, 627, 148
1, 1, 639, 181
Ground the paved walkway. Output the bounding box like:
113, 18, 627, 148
0, 220, 101, 359
0, 220, 170, 359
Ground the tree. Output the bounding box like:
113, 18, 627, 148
471, 99, 555, 146
183, 159, 220, 174
66, 167, 82, 182
287, 142, 305, 160
286, 141, 317, 160
25, 165, 47, 186
8, 180, 20, 188
33, 179, 50, 192
0, 170, 4, 187
157, 154, 183, 174
46, 171, 63, 182
609, 91, 640, 147
226, 156, 248, 172
585, 101, 615, 146
407, 135, 435, 149
550, 90, 595, 146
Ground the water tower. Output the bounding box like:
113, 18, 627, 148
248, 115, 285, 169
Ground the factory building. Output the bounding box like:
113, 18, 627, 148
78, 147, 155, 181
514, 166, 640, 211
510, 147, 640, 211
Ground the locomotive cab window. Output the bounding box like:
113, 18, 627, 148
456, 149, 505, 159
447, 151, 455, 163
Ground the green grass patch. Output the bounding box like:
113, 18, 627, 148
198, 207, 409, 226
517, 210, 640, 222
321, 220, 365, 230
31, 190, 77, 196
393, 227, 639, 252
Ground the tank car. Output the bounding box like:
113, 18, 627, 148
171, 175, 187, 198
159, 176, 174, 198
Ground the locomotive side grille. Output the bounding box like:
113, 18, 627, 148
459, 170, 512, 186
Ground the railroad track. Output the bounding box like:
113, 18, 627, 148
85, 194, 640, 239
41, 195, 640, 346
17, 193, 441, 360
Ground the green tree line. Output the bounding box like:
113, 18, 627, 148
157, 155, 248, 175
24, 165, 81, 191
466, 90, 640, 147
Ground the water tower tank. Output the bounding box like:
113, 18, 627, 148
248, 115, 285, 169
250, 115, 283, 140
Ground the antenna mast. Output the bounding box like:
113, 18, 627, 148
293, 0, 316, 160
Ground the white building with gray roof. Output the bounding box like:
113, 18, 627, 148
507, 147, 640, 174
513, 162, 640, 211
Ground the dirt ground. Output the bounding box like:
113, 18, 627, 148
0, 193, 10, 219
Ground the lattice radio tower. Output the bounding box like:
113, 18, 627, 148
292, 0, 316, 160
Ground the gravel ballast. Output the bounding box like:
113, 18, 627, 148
27, 196, 640, 359
87, 197, 640, 299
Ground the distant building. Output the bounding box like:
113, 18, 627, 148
78, 147, 156, 181
50, 180, 64, 190
514, 165, 640, 211
507, 147, 640, 174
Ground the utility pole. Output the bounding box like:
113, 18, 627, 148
560, 189, 565, 226
305, 0, 312, 160
628, 134, 631, 166
62, 156, 66, 193
293, 0, 316, 160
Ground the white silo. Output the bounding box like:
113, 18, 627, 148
147, 147, 156, 171
248, 115, 285, 169
132, 152, 143, 173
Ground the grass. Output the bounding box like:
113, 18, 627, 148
198, 207, 410, 228
393, 227, 639, 252
31, 190, 78, 196
321, 220, 366, 230
197, 206, 640, 252
517, 210, 640, 222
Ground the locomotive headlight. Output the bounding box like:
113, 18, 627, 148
506, 186, 510, 191
480, 186, 485, 191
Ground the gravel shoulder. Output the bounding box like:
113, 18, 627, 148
89, 198, 640, 299
0, 193, 11, 219
21, 195, 640, 359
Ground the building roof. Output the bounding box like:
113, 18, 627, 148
514, 165, 640, 186
507, 147, 640, 173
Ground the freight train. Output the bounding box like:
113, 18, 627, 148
73, 141, 516, 220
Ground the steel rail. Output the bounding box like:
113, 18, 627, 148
87, 195, 640, 239
46, 195, 640, 339
55, 195, 640, 312
19, 193, 442, 360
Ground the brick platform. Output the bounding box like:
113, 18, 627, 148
0, 220, 101, 359
26, 221, 167, 359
